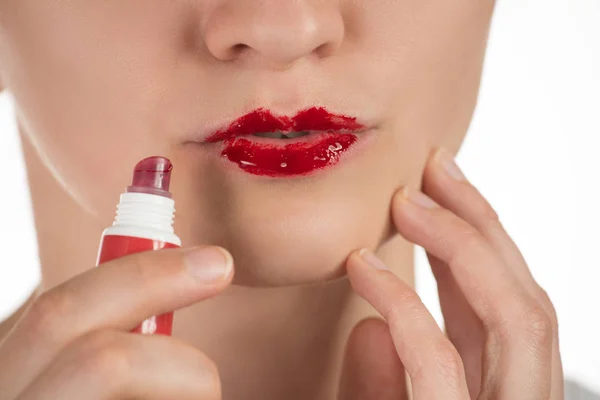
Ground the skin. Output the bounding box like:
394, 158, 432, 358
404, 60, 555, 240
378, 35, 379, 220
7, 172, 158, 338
0, 1, 564, 399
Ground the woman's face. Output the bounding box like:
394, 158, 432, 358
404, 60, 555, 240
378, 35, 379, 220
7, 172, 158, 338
0, 1, 495, 285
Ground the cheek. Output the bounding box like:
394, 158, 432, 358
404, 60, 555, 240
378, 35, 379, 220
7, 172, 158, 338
0, 2, 188, 215
353, 1, 494, 147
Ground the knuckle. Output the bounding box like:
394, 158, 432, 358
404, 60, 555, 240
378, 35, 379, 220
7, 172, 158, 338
411, 340, 465, 395
394, 288, 423, 307
445, 228, 484, 267
126, 250, 184, 285
386, 291, 424, 323
193, 352, 222, 398
483, 328, 503, 357
431, 341, 465, 384
537, 288, 559, 328
73, 331, 131, 385
25, 290, 74, 340
518, 303, 554, 349
410, 357, 427, 383
127, 253, 158, 284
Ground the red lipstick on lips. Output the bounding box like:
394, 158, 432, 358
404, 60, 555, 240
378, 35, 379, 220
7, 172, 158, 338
206, 107, 364, 177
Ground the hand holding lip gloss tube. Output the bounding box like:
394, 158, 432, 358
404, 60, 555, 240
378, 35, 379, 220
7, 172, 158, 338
0, 156, 233, 399
96, 156, 181, 336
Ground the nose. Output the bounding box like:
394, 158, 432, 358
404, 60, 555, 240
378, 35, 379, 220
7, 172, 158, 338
203, 1, 345, 67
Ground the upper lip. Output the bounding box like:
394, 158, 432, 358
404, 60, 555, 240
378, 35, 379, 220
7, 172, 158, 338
205, 107, 365, 143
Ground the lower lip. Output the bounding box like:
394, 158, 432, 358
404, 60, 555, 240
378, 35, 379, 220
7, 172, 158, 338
220, 133, 358, 177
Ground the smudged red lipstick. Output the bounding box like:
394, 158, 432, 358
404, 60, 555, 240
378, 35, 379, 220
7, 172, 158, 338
205, 107, 365, 177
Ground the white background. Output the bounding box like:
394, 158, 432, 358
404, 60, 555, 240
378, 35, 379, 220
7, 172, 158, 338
1, 0, 599, 392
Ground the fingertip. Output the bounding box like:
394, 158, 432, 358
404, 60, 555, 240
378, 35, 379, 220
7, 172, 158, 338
432, 146, 449, 165
344, 318, 392, 365
392, 186, 410, 205
348, 317, 390, 346
183, 245, 234, 284
346, 248, 389, 277
345, 249, 364, 276
391, 186, 441, 243
214, 246, 235, 280
390, 186, 413, 216
340, 317, 407, 399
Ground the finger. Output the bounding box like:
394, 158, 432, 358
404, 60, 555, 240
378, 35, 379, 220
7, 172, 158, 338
429, 254, 485, 398
338, 318, 408, 400
392, 187, 553, 398
424, 147, 563, 397
16, 330, 221, 400
347, 250, 470, 399
424, 148, 537, 292
0, 246, 233, 400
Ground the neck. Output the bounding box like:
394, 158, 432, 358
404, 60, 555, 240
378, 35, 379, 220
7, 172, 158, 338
21, 132, 415, 400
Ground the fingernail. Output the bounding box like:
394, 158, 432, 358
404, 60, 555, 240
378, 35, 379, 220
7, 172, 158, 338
436, 148, 466, 181
359, 248, 389, 271
184, 246, 232, 283
401, 187, 439, 209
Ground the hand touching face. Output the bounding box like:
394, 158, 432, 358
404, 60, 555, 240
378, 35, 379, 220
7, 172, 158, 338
340, 148, 563, 399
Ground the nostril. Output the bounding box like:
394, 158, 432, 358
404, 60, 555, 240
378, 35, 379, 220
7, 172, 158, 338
232, 43, 249, 53
221, 43, 249, 61
315, 43, 334, 58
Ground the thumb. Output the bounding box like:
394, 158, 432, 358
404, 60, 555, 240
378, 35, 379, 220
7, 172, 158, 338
338, 318, 408, 400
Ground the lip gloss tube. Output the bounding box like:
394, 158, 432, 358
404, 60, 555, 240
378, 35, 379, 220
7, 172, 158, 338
96, 156, 181, 335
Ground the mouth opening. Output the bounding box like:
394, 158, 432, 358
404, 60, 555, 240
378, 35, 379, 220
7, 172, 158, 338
252, 131, 311, 139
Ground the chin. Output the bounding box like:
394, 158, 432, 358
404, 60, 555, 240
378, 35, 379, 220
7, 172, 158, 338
184, 202, 393, 287
221, 235, 388, 288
